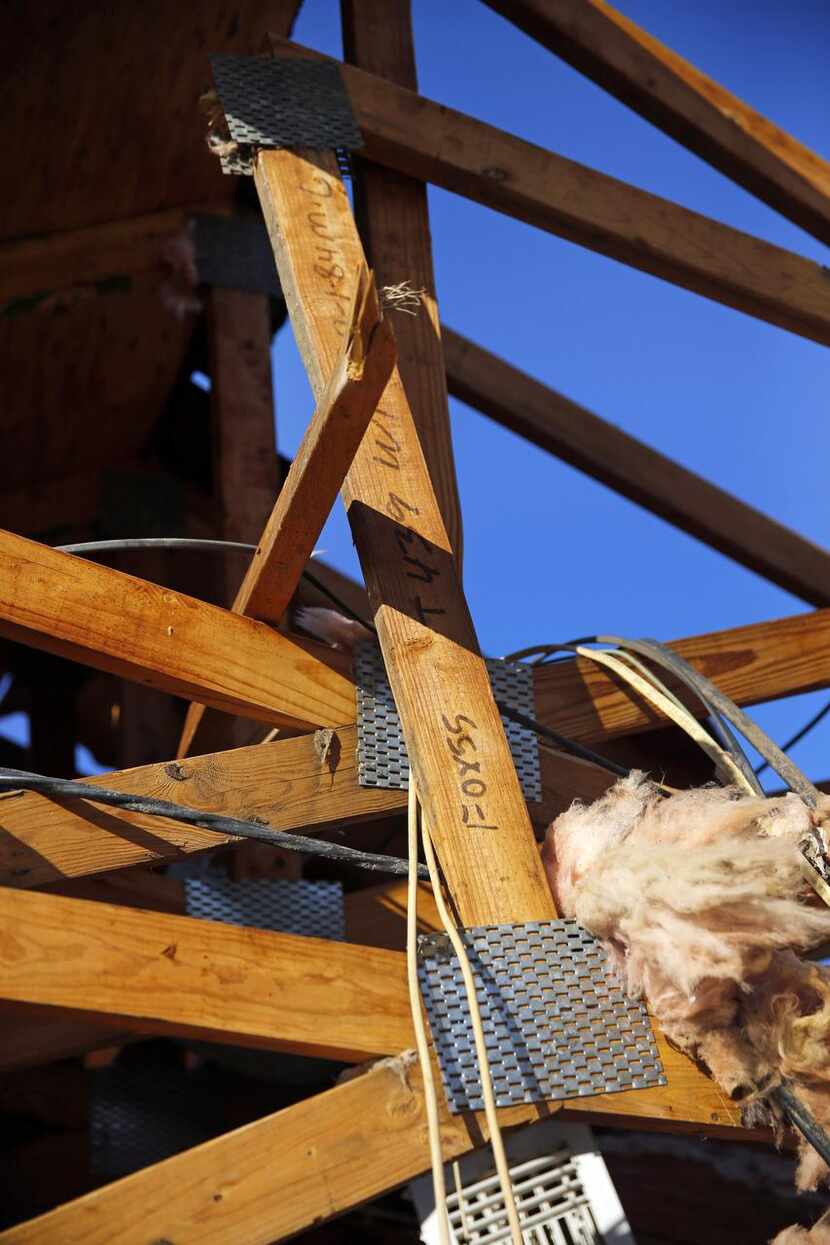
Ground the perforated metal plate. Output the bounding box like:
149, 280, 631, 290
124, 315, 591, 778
184, 878, 345, 941
418, 920, 665, 1114
354, 641, 541, 801
210, 54, 363, 174
193, 212, 282, 296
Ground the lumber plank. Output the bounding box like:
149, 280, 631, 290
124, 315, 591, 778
482, 0, 830, 247
272, 37, 830, 347
0, 1045, 745, 1245
341, 0, 464, 570
0, 889, 411, 1062
0, 528, 354, 730
533, 606, 830, 744
445, 328, 830, 607
254, 144, 554, 926
0, 727, 609, 889
178, 267, 395, 756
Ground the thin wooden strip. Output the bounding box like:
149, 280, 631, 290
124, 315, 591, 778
272, 37, 830, 346
0, 889, 412, 1062
254, 144, 554, 926
177, 264, 396, 757
445, 327, 830, 607
0, 528, 355, 730
482, 0, 830, 247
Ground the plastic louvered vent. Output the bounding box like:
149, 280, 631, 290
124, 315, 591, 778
418, 920, 665, 1114
409, 1118, 636, 1244
354, 641, 542, 801
184, 878, 345, 941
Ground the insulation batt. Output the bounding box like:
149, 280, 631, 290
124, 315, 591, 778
543, 773, 830, 1202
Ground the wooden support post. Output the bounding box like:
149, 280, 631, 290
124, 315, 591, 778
177, 265, 397, 756
481, 0, 830, 247
0, 529, 354, 730
444, 327, 830, 607
255, 144, 553, 926
341, 0, 464, 572
272, 38, 830, 347
0, 889, 412, 1063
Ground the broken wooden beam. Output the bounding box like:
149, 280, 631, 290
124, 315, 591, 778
0, 529, 354, 730
444, 327, 830, 607
342, 0, 464, 570
254, 143, 553, 926
481, 0, 830, 247
272, 36, 830, 346
0, 889, 412, 1063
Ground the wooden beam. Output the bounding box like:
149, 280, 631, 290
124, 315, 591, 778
341, 0, 464, 570
0, 1045, 744, 1245
0, 207, 220, 311
0, 528, 354, 730
481, 0, 830, 248
0, 889, 412, 1062
533, 606, 830, 744
255, 144, 553, 926
0, 711, 612, 893
178, 267, 395, 756
445, 328, 830, 607
272, 37, 830, 347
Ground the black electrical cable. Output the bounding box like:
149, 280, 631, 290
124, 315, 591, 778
755, 697, 830, 778
494, 701, 630, 779
0, 767, 426, 880
772, 1083, 830, 1172
55, 537, 377, 637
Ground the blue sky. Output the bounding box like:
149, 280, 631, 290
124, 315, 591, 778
267, 0, 830, 784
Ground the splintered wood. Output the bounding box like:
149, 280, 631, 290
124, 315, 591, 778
255, 145, 555, 926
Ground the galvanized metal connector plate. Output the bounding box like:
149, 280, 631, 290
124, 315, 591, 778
418, 919, 665, 1114
209, 54, 363, 174
354, 641, 542, 802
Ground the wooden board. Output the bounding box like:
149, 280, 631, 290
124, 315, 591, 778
0, 889, 412, 1062
533, 606, 830, 744
0, 726, 613, 889
482, 0, 830, 247
0, 529, 354, 730
255, 144, 554, 927
445, 327, 830, 606
273, 37, 830, 346
0, 1043, 744, 1244
342, 0, 464, 571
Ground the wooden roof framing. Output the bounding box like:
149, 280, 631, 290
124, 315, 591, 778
1, 0, 829, 1239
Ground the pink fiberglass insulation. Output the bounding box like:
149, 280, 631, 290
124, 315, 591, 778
543, 774, 830, 1198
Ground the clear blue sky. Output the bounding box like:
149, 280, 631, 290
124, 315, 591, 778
269, 0, 830, 785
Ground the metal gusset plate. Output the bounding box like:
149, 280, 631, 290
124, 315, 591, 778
193, 212, 282, 296
354, 641, 542, 801
184, 878, 345, 941
209, 54, 363, 174
418, 919, 665, 1114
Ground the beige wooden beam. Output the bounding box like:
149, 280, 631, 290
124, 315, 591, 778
0, 1043, 744, 1245
272, 37, 830, 347
0, 889, 411, 1062
341, 0, 464, 571
445, 327, 830, 606
482, 0, 830, 247
0, 529, 354, 730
